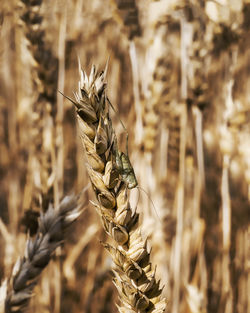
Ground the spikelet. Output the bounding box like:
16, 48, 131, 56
69, 62, 166, 312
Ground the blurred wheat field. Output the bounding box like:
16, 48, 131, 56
0, 0, 250, 312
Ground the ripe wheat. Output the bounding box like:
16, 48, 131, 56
1, 195, 82, 313
66, 62, 166, 312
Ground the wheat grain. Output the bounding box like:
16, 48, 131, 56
67, 62, 166, 312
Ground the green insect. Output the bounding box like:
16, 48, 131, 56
108, 102, 160, 221
114, 133, 138, 190
107, 98, 138, 190
113, 133, 160, 221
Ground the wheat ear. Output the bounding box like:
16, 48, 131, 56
70, 63, 166, 312
3, 195, 82, 313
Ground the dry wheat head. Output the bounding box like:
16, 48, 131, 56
3, 195, 82, 313
69, 62, 166, 312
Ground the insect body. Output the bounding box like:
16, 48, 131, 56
111, 129, 160, 221
115, 142, 160, 221
113, 133, 138, 190
116, 150, 138, 189
107, 97, 138, 190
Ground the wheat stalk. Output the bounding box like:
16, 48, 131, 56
2, 195, 82, 313
17, 0, 61, 221
67, 62, 166, 312
19, 0, 58, 106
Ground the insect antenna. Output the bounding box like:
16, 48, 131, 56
135, 186, 161, 223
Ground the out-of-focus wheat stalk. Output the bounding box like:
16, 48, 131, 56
17, 2, 64, 311
18, 0, 59, 212
111, 0, 143, 145
66, 63, 166, 312
1, 195, 82, 313
19, 0, 58, 106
